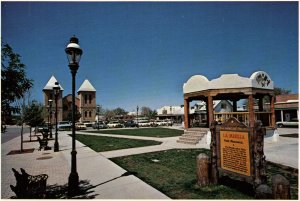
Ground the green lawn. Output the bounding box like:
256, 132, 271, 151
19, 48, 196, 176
75, 134, 161, 152
111, 149, 298, 199
86, 128, 184, 138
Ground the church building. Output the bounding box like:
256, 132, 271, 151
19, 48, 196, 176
43, 76, 97, 123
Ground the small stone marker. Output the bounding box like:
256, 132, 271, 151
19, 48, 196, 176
272, 174, 291, 199
255, 184, 272, 199
196, 153, 210, 186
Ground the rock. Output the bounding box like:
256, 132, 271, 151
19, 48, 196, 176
255, 184, 272, 199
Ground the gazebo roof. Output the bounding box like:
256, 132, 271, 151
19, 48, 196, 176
183, 71, 273, 94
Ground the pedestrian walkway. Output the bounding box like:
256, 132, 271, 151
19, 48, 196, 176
1, 127, 298, 199
1, 131, 170, 199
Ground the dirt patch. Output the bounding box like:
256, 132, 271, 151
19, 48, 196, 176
7, 148, 35, 155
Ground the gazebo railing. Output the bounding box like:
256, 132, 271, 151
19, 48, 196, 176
254, 112, 272, 127
214, 111, 272, 127
214, 112, 250, 126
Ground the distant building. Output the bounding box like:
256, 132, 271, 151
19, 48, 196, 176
156, 100, 232, 125
43, 76, 97, 123
275, 94, 298, 122
156, 105, 184, 123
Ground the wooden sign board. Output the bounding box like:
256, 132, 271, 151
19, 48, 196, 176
210, 117, 267, 187
215, 118, 254, 183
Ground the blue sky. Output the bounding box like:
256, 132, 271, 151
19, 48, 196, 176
2, 2, 298, 112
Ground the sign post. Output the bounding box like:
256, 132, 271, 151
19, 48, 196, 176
210, 117, 267, 187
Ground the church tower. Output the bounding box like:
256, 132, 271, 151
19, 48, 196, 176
43, 76, 64, 123
77, 79, 96, 122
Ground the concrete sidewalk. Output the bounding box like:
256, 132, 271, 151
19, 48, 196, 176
1, 131, 170, 199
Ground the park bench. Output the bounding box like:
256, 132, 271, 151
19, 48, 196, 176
10, 168, 48, 198
37, 136, 50, 151
41, 128, 49, 139
37, 128, 51, 151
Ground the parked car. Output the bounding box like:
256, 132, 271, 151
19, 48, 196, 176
276, 118, 298, 128
37, 124, 49, 133
107, 121, 123, 128
154, 120, 168, 126
138, 121, 152, 127
82, 121, 93, 128
58, 121, 71, 131
166, 119, 173, 126
92, 121, 108, 129
124, 120, 137, 127
75, 123, 86, 130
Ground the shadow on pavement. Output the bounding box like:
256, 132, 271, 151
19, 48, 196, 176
44, 180, 98, 199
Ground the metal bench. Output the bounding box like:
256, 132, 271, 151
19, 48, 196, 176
10, 168, 48, 198
37, 136, 50, 151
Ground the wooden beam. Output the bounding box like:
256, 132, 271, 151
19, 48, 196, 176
208, 95, 214, 125
184, 98, 190, 129
270, 95, 276, 127
248, 95, 255, 127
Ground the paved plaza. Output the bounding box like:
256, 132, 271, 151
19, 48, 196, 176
1, 127, 298, 199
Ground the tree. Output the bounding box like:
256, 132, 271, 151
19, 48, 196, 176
141, 106, 157, 120
23, 101, 45, 141
274, 87, 291, 95
66, 110, 81, 122
104, 109, 116, 120
1, 43, 33, 124
96, 105, 105, 115
113, 107, 127, 116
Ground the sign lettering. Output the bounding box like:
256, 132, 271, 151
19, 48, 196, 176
220, 131, 250, 176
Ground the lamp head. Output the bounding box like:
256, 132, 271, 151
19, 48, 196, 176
65, 36, 83, 65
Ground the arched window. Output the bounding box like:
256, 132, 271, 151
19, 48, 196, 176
89, 95, 92, 104
89, 111, 92, 117
85, 111, 87, 117
84, 95, 88, 104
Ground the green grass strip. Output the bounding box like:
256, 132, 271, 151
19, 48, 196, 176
86, 127, 183, 138
75, 134, 162, 152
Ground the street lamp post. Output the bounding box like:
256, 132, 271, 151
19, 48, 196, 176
65, 36, 83, 195
53, 82, 60, 152
97, 105, 100, 130
136, 105, 139, 128
48, 99, 53, 138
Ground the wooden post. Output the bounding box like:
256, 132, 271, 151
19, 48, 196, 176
248, 95, 255, 127
210, 121, 218, 184
272, 174, 291, 199
196, 153, 210, 186
208, 95, 214, 125
270, 95, 276, 127
258, 97, 263, 112
233, 100, 237, 112
184, 98, 190, 129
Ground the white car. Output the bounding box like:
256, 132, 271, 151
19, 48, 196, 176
107, 121, 123, 128
138, 121, 152, 127
75, 123, 87, 130
154, 120, 168, 126
276, 118, 298, 128
58, 121, 71, 131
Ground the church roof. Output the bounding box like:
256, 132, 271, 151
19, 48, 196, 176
77, 79, 96, 92
43, 75, 64, 91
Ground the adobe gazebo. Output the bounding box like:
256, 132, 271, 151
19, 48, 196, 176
183, 71, 275, 129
